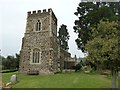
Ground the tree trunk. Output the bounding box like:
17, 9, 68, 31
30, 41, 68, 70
118, 70, 120, 89
112, 70, 117, 88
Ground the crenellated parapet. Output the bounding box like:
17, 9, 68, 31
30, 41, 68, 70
19, 8, 73, 74
27, 8, 57, 21
27, 8, 51, 15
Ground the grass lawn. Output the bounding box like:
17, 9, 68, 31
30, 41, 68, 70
2, 71, 112, 88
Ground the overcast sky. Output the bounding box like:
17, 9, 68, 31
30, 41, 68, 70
0, 0, 85, 58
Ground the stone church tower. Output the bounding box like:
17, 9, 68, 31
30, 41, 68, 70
19, 9, 59, 74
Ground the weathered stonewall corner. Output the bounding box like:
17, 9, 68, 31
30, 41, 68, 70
19, 8, 76, 74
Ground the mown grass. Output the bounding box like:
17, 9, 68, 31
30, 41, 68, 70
2, 71, 112, 88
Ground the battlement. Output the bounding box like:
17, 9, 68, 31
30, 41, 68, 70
27, 8, 57, 21
27, 8, 52, 15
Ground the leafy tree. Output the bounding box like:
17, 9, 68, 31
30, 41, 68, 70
2, 53, 20, 70
85, 20, 120, 88
73, 1, 120, 52
15, 53, 20, 69
6, 56, 16, 69
85, 20, 120, 69
0, 55, 5, 69
58, 24, 70, 50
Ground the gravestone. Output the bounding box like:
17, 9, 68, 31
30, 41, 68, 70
10, 75, 17, 83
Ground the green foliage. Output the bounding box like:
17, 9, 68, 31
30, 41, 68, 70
85, 20, 120, 70
82, 66, 92, 73
58, 24, 70, 50
73, 2, 120, 52
75, 63, 82, 72
2, 54, 20, 70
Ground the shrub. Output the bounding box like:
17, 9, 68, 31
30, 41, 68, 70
2, 69, 18, 73
82, 66, 92, 73
75, 63, 82, 72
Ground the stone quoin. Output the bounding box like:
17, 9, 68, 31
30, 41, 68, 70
19, 8, 75, 74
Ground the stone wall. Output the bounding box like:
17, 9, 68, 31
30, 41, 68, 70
19, 25, 52, 73
19, 8, 75, 74
19, 9, 58, 74
58, 48, 71, 71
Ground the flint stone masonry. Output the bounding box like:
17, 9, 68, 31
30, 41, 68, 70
19, 8, 75, 74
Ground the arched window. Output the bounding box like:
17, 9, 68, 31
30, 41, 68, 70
36, 20, 41, 31
32, 48, 41, 64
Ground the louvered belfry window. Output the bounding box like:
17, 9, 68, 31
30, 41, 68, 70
36, 20, 41, 31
